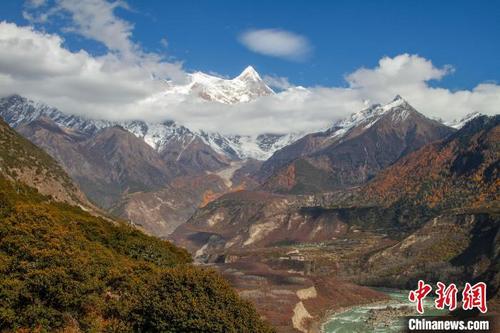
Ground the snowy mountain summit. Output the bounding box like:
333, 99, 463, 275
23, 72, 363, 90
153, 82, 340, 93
445, 112, 482, 129
165, 66, 275, 104
326, 95, 414, 139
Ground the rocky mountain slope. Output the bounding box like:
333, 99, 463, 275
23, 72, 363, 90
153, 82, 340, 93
0, 117, 89, 207
0, 92, 493, 245
362, 115, 499, 210
113, 174, 229, 237
15, 118, 176, 208
0, 94, 232, 167
259, 96, 455, 193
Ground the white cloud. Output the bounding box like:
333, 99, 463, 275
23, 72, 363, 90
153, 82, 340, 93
57, 0, 136, 58
342, 54, 500, 121
239, 29, 311, 61
24, 0, 134, 56
347, 54, 453, 90
0, 15, 499, 137
22, 0, 55, 24
22, 0, 187, 83
0, 21, 181, 117
25, 0, 47, 8
263, 75, 292, 90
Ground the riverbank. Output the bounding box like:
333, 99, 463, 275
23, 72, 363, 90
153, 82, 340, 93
301, 278, 390, 333
315, 299, 393, 333
320, 288, 448, 333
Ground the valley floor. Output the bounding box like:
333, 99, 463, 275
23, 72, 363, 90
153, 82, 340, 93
186, 231, 398, 332
174, 217, 499, 332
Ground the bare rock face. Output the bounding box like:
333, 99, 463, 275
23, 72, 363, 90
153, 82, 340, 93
259, 97, 455, 193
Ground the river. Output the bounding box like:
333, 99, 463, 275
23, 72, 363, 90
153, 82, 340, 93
322, 288, 448, 333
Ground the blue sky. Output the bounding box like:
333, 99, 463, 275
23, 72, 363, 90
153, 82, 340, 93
2, 0, 499, 89
0, 0, 499, 135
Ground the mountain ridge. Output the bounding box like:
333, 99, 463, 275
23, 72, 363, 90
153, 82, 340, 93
258, 96, 455, 193
0, 93, 300, 161
361, 114, 500, 210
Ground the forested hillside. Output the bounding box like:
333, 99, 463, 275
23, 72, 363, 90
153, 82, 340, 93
0, 175, 273, 332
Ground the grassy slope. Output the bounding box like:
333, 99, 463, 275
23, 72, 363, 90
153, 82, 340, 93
0, 118, 84, 205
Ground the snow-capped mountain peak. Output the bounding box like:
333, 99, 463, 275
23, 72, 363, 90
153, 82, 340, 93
391, 94, 404, 102
165, 66, 274, 104
234, 65, 262, 82
445, 112, 482, 129
327, 95, 415, 139
384, 94, 407, 109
